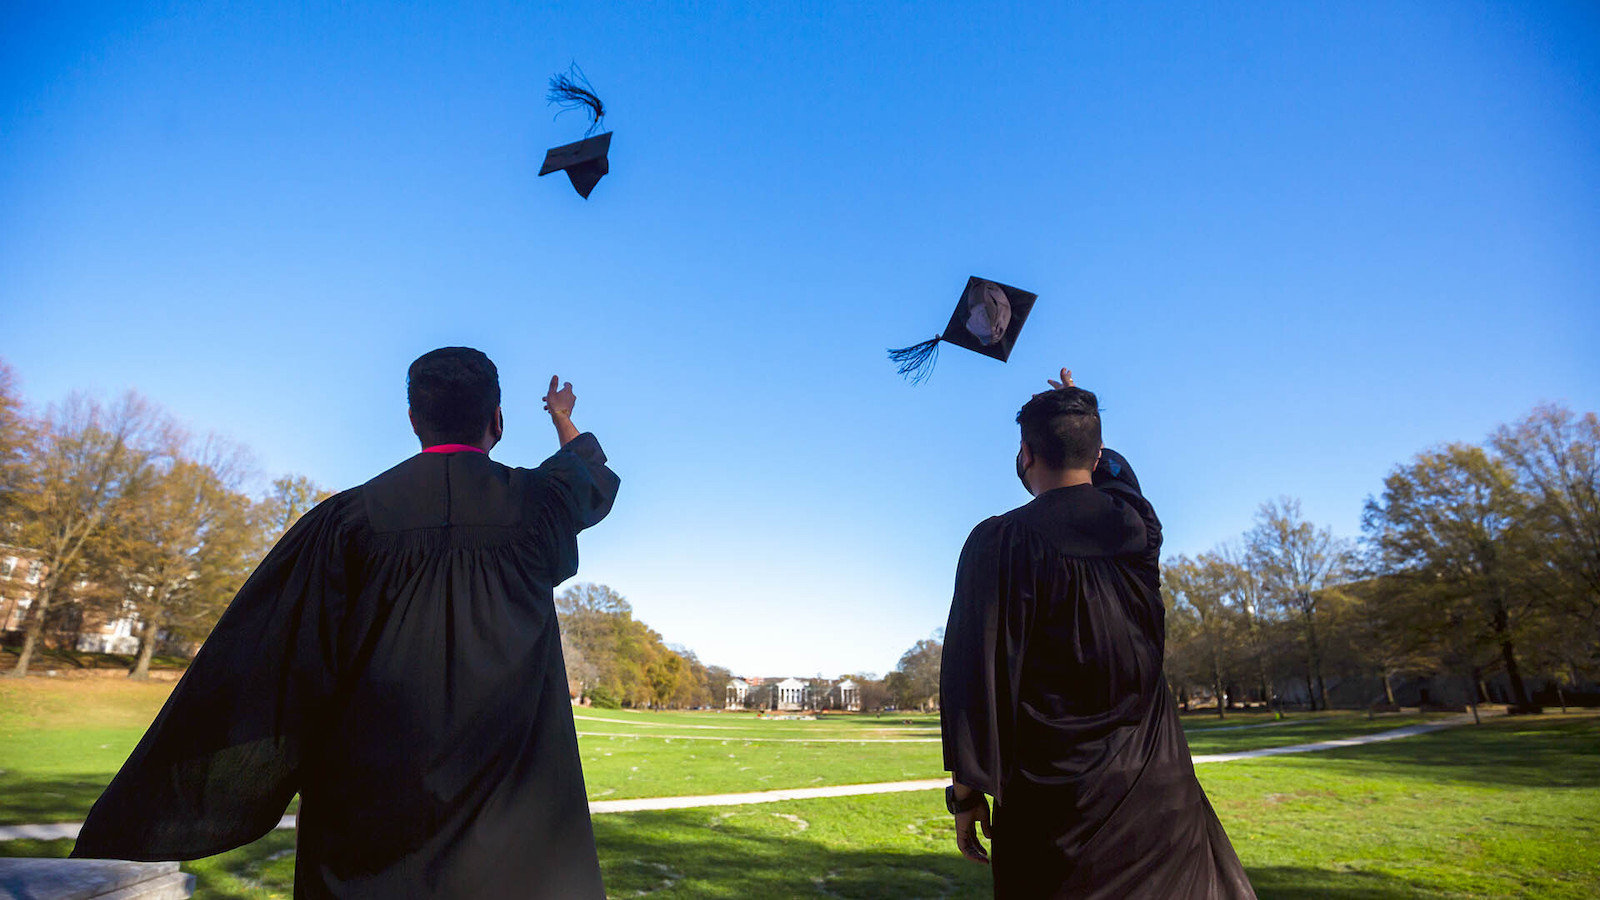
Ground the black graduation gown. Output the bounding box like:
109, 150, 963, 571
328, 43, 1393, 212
940, 450, 1255, 899
72, 434, 620, 900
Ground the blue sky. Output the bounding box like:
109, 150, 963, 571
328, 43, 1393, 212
3, 2, 1596, 677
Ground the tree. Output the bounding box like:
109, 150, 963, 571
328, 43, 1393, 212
1343, 574, 1441, 707
645, 651, 685, 707
6, 392, 170, 677
1363, 443, 1541, 711
851, 674, 891, 712
1491, 405, 1600, 680
258, 474, 332, 544
552, 583, 715, 709
890, 638, 942, 711
1247, 498, 1349, 710
1217, 542, 1279, 713
0, 360, 37, 632
96, 438, 258, 679
0, 359, 34, 525
555, 583, 630, 701
1164, 553, 1244, 717
559, 629, 595, 699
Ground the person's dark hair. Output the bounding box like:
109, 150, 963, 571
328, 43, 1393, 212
407, 347, 501, 446
1016, 387, 1101, 470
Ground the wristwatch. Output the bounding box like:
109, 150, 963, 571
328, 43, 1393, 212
946, 785, 987, 815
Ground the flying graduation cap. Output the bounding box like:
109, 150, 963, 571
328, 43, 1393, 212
540, 65, 612, 199
888, 276, 1038, 383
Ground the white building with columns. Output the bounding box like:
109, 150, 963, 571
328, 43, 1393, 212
774, 677, 807, 711
836, 679, 860, 711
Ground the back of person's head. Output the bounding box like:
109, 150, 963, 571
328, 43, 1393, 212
407, 347, 500, 446
1016, 387, 1101, 471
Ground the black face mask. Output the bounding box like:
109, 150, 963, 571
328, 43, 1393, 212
1016, 448, 1030, 493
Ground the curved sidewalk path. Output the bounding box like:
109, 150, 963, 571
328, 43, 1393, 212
0, 712, 1488, 843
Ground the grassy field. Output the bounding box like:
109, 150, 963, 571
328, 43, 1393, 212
3, 678, 1597, 898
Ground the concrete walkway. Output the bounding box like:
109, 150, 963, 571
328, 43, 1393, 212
0, 712, 1492, 842
1190, 713, 1481, 764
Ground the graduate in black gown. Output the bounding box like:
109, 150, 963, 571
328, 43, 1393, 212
72, 347, 619, 899
940, 370, 1255, 900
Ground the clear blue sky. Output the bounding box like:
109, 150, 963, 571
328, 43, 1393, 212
3, 2, 1596, 677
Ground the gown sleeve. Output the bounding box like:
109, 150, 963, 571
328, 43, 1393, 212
940, 518, 1033, 802
72, 494, 355, 861
528, 432, 620, 586
534, 432, 620, 531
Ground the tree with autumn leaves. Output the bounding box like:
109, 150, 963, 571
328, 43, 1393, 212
1, 359, 328, 678
555, 582, 731, 708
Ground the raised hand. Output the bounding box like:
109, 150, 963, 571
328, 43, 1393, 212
543, 376, 576, 417
1047, 368, 1075, 390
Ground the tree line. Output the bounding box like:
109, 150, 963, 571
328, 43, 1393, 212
0, 360, 329, 679
7, 356, 1592, 717
1164, 404, 1597, 716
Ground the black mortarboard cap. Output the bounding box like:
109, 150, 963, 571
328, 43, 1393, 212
541, 64, 611, 199
540, 132, 611, 199
888, 276, 1038, 383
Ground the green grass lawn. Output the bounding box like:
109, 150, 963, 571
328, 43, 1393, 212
579, 733, 943, 799
5, 678, 1597, 899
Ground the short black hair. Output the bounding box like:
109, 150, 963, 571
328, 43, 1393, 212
1016, 387, 1101, 470
407, 347, 500, 446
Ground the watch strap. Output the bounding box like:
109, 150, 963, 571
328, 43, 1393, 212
946, 784, 986, 814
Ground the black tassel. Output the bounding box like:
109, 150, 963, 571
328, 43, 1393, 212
888, 337, 941, 384
547, 64, 606, 136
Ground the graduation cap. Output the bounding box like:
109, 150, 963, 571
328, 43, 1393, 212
888, 276, 1038, 383
540, 132, 611, 199
540, 65, 612, 199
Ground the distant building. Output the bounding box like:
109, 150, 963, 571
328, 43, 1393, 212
835, 678, 861, 711
1, 543, 147, 656
773, 677, 807, 711
725, 675, 863, 711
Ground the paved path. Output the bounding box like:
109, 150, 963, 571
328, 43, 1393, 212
0, 712, 1493, 842
1190, 713, 1480, 763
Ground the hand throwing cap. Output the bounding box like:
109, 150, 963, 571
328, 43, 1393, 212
540, 64, 611, 199
888, 277, 1038, 383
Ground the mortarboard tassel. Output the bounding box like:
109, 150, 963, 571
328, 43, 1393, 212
888, 337, 942, 384
547, 64, 606, 136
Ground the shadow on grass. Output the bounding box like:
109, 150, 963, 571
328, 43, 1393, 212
1287, 717, 1600, 789
589, 810, 1471, 900
0, 773, 110, 826
0, 833, 1551, 900
1248, 865, 1451, 899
